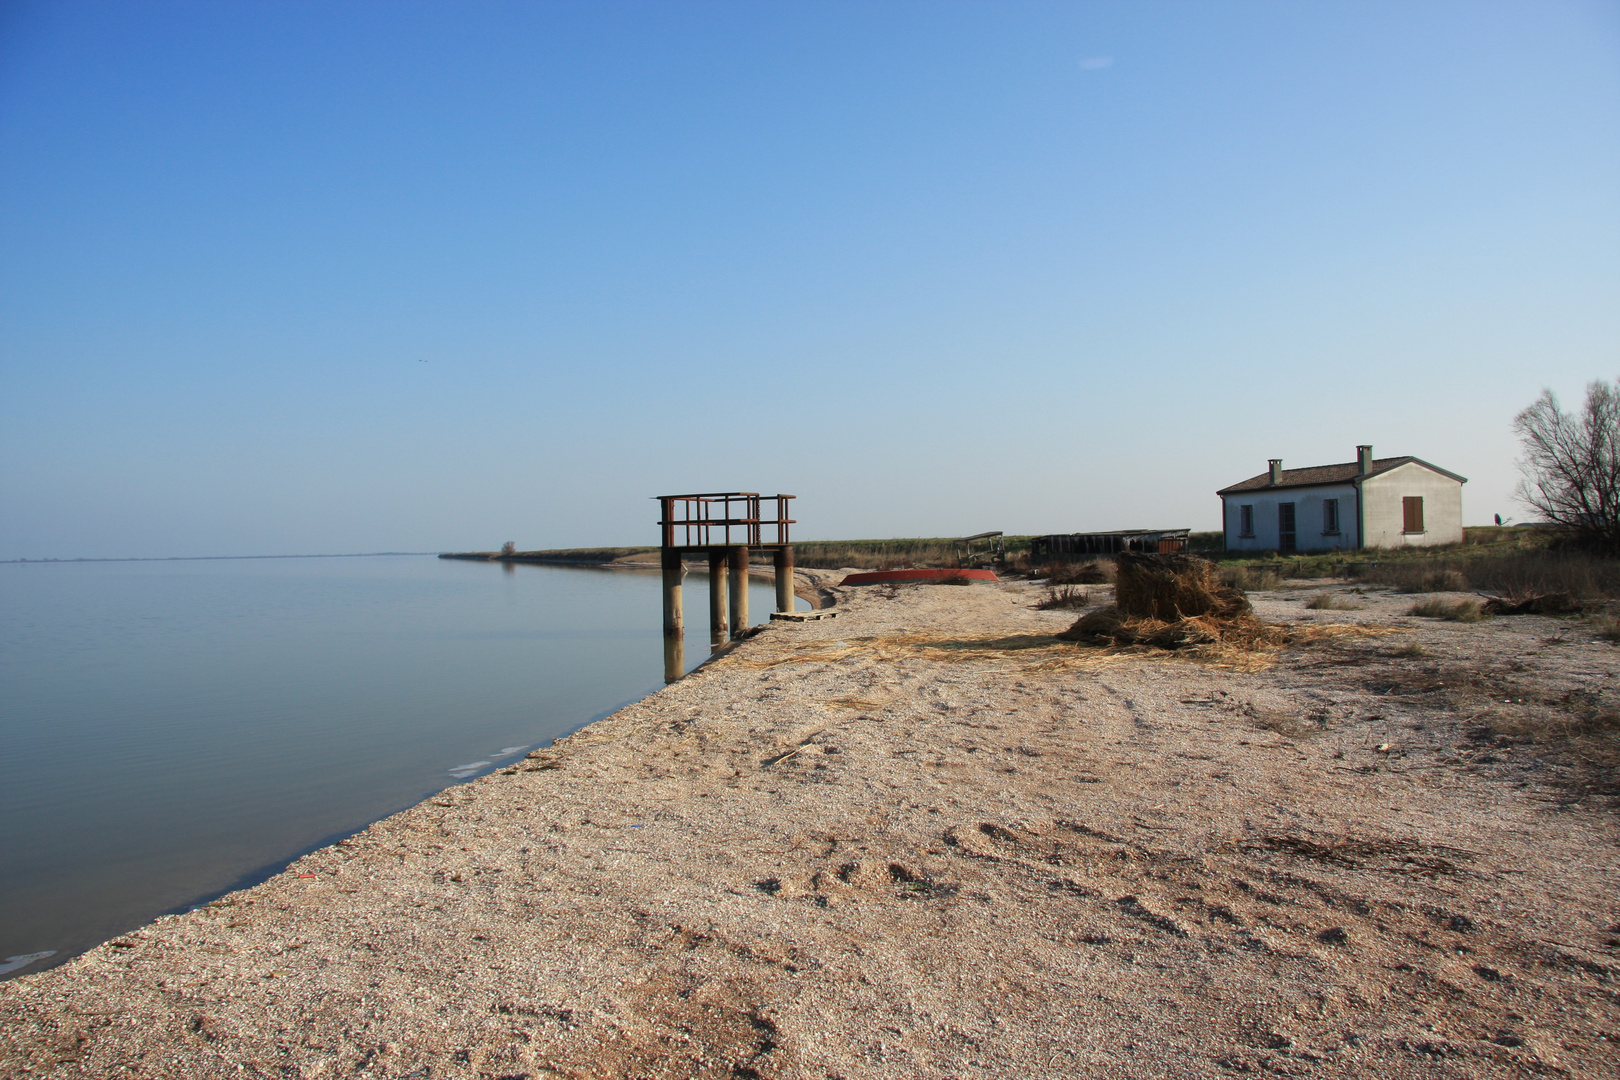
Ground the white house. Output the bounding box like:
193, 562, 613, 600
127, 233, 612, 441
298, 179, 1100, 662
1218, 446, 1465, 553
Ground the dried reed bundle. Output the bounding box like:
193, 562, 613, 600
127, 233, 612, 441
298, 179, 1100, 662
1061, 553, 1261, 651
1111, 552, 1251, 621
1058, 607, 1285, 649
1056, 553, 1399, 665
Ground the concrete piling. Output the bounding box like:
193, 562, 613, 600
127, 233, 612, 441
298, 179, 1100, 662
774, 546, 795, 613
728, 545, 749, 638
708, 549, 729, 648
661, 546, 684, 683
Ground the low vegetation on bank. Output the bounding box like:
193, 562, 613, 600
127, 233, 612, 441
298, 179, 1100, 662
451, 526, 1620, 615
1196, 526, 1620, 604
452, 537, 1040, 570
1408, 597, 1490, 622
783, 537, 1041, 570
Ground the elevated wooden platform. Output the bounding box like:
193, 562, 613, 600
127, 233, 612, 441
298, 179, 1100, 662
658, 492, 797, 682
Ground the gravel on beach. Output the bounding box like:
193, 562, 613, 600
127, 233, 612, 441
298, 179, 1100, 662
3, 573, 1617, 1079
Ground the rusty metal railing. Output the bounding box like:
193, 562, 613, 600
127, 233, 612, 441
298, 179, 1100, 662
656, 493, 794, 550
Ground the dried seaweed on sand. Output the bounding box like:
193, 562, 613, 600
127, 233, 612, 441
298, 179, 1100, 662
717, 557, 1396, 677
1223, 834, 1481, 877
729, 633, 1142, 672
725, 624, 1393, 675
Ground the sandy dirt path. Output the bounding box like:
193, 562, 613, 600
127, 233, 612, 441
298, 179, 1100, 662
2, 575, 1617, 1079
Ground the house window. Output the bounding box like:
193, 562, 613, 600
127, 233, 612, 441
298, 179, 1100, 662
1239, 504, 1254, 537
1403, 496, 1425, 534
1323, 498, 1340, 535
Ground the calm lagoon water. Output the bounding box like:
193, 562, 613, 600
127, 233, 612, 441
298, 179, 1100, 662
0, 555, 795, 977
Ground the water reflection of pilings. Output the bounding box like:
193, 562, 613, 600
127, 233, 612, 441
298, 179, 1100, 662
659, 548, 796, 682
663, 632, 685, 684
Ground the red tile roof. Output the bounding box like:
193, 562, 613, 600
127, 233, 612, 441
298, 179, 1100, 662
1217, 456, 1466, 495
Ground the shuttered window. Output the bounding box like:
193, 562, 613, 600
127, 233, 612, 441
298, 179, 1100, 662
1239, 505, 1254, 537
1323, 498, 1340, 535
1402, 497, 1424, 534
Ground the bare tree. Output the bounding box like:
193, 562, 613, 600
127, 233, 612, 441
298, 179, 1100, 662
1514, 378, 1620, 551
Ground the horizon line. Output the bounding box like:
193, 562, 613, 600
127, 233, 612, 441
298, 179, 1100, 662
1, 552, 440, 565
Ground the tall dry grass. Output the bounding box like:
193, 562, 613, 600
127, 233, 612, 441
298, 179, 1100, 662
1369, 566, 1467, 593
1036, 585, 1094, 610
790, 539, 958, 570
1358, 551, 1620, 601
1220, 565, 1282, 591
792, 537, 1040, 570
1408, 597, 1490, 622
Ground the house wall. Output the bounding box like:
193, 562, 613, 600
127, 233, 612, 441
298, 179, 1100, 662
1361, 462, 1463, 548
1223, 483, 1359, 552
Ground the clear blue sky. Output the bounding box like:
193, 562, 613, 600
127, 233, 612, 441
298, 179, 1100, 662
2, 1, 1617, 557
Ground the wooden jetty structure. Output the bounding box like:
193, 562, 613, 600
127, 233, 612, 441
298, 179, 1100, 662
952, 530, 1006, 569
658, 493, 795, 682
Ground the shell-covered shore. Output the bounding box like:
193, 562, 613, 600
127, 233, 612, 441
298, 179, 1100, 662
3, 574, 1616, 1079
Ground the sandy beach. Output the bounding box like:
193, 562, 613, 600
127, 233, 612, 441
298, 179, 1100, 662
2, 573, 1616, 1079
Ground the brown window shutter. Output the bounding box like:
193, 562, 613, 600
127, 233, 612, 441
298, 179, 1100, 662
1403, 497, 1424, 533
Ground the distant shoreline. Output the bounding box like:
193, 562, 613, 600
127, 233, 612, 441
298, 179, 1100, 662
439, 552, 789, 580
1, 553, 436, 565
439, 551, 657, 568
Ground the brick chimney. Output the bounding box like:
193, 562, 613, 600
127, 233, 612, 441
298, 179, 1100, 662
1357, 445, 1373, 476
1268, 459, 1282, 485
